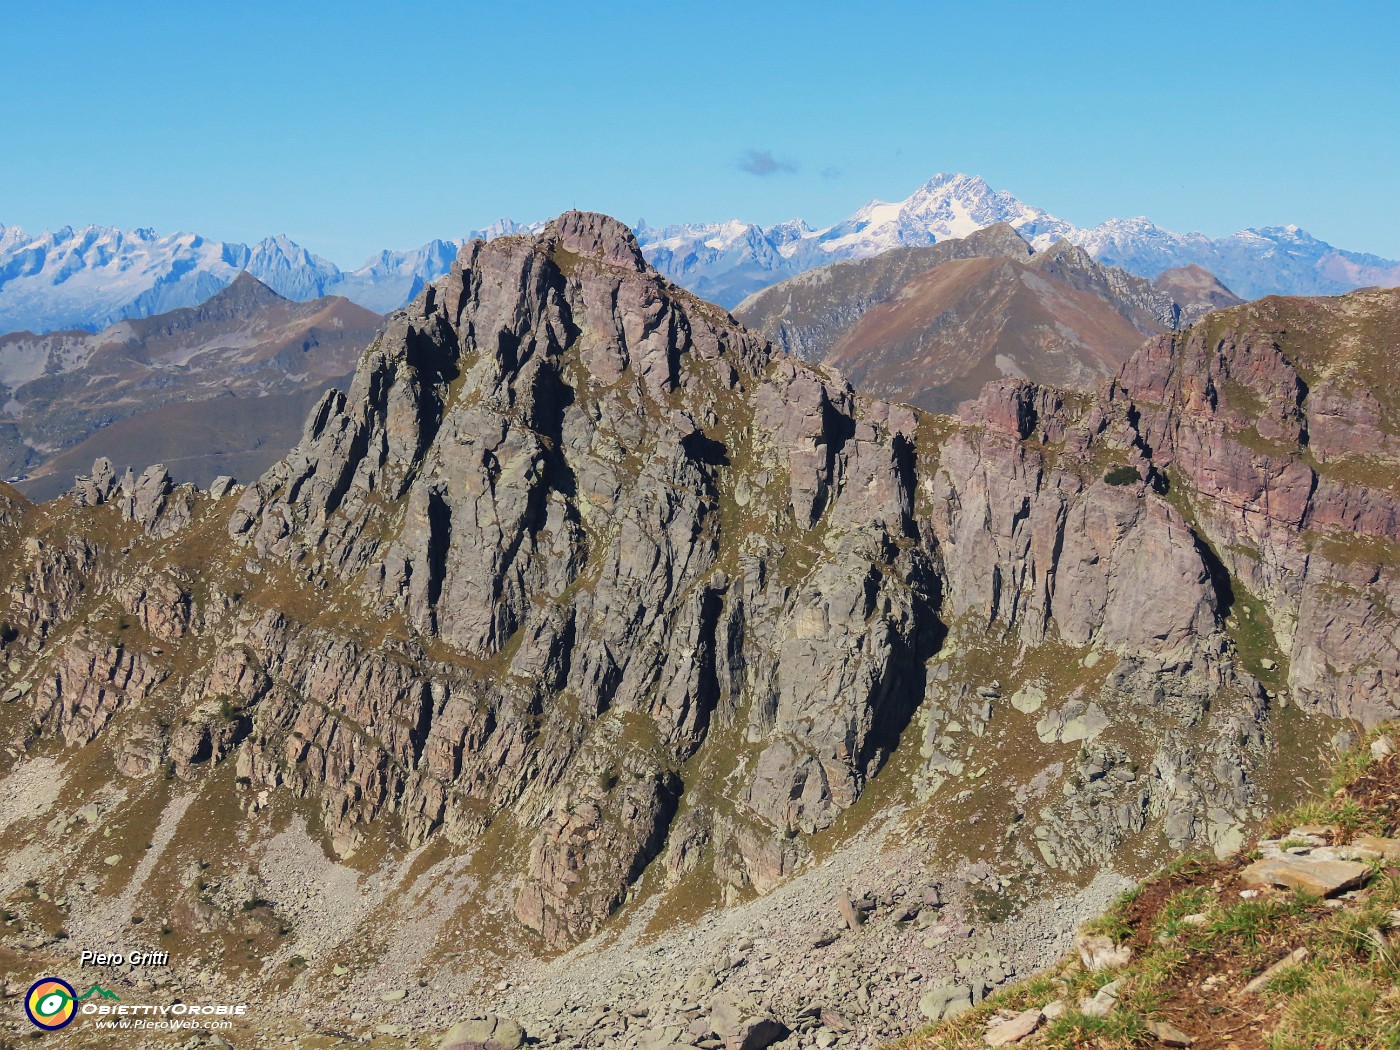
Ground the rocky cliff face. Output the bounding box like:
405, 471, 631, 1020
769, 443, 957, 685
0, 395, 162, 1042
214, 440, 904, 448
1119, 289, 1400, 727
221, 211, 944, 936
0, 215, 1393, 1047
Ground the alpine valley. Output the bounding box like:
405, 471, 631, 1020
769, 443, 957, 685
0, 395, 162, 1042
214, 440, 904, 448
0, 212, 1396, 1049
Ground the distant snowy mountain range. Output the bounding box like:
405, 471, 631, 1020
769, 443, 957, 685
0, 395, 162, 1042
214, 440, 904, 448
0, 222, 487, 335
639, 174, 1400, 307
4, 173, 1399, 333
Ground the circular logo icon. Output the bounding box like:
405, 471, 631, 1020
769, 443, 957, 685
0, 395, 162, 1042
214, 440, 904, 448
25, 977, 76, 1030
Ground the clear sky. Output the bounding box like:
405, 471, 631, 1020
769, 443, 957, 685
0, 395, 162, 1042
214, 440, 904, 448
3, 0, 1397, 265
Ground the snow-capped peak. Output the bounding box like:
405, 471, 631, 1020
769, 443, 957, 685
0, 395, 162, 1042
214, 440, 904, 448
5, 173, 1398, 332
781, 171, 1077, 260
468, 218, 544, 241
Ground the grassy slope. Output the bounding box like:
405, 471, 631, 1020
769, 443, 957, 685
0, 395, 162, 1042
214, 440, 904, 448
890, 724, 1400, 1050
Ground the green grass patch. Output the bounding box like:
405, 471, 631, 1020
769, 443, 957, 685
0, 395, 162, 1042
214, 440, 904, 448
1290, 795, 1388, 838
1037, 1008, 1149, 1049
1269, 972, 1400, 1049
1152, 886, 1216, 940
1200, 892, 1315, 953
1081, 883, 1141, 944
1103, 465, 1142, 486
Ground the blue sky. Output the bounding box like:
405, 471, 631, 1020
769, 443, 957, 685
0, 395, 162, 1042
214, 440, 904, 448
3, 0, 1397, 265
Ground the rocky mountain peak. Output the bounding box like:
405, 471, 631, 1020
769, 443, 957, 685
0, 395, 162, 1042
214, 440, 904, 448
219, 211, 947, 942
734, 221, 1186, 399
900, 172, 1001, 216
202, 270, 290, 310
959, 221, 1036, 258
543, 210, 648, 272
1030, 237, 1094, 268
1151, 263, 1244, 320
229, 211, 778, 658
0, 268, 382, 497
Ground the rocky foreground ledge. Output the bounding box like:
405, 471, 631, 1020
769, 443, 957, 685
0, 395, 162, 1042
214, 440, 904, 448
901, 729, 1400, 1049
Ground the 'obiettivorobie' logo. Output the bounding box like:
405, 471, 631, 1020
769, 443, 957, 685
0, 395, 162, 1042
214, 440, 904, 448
25, 978, 76, 1030
24, 977, 120, 1030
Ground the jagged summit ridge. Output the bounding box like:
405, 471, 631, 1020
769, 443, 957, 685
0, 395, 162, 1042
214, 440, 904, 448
229, 208, 784, 663
0, 220, 502, 333
227, 210, 943, 944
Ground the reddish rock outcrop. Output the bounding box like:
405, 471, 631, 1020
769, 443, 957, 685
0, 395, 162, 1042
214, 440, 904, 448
1119, 289, 1400, 724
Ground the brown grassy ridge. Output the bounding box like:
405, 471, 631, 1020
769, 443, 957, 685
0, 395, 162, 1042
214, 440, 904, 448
887, 723, 1400, 1050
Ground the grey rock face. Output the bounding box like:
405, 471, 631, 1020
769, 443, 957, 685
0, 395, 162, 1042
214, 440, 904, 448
31, 631, 167, 746
917, 983, 974, 1021
222, 212, 938, 945
1118, 290, 1400, 726
71, 457, 119, 507
113, 463, 195, 536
